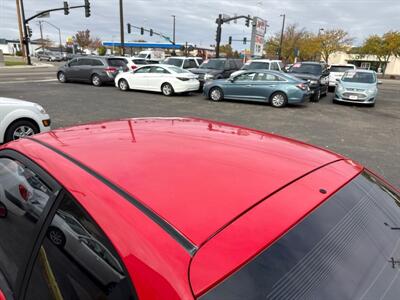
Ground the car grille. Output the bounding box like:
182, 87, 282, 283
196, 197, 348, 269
346, 88, 365, 92
342, 92, 367, 100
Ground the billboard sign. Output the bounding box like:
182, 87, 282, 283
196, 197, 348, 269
250, 17, 267, 57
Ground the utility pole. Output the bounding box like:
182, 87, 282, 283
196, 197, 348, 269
172, 15, 176, 44
39, 21, 44, 52
119, 0, 125, 55
15, 0, 26, 58
278, 13, 285, 60
215, 14, 223, 58
20, 0, 31, 65
41, 21, 63, 56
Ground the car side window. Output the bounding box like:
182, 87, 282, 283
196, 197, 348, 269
69, 59, 78, 67
271, 62, 280, 71
235, 72, 256, 81
228, 60, 237, 70
78, 58, 91, 66
254, 73, 281, 81
135, 66, 152, 74
0, 158, 55, 292
24, 194, 133, 300
196, 58, 203, 66
91, 59, 104, 66
150, 66, 169, 74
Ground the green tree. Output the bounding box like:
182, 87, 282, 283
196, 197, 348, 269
319, 29, 353, 63
97, 46, 107, 56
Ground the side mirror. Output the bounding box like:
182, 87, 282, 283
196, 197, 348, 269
228, 77, 235, 82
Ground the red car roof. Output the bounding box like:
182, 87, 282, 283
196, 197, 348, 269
19, 117, 344, 247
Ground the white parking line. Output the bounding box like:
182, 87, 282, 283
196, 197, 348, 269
0, 79, 58, 84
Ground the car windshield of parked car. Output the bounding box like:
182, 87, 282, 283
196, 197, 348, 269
243, 62, 270, 70
164, 58, 183, 67
200, 60, 225, 70
200, 171, 400, 300
330, 65, 355, 73
342, 71, 376, 84
167, 66, 191, 74
138, 53, 147, 58
132, 59, 147, 65
107, 58, 127, 67
289, 63, 322, 75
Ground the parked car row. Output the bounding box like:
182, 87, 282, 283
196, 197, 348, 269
56, 56, 381, 108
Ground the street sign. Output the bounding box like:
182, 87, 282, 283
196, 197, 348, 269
37, 11, 50, 18
255, 18, 267, 36
250, 17, 267, 57
254, 35, 264, 56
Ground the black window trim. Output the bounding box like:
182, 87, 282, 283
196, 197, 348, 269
0, 149, 138, 300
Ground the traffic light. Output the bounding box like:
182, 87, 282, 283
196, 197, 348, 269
243, 37, 247, 44
26, 25, 32, 38
228, 36, 232, 45
63, 1, 69, 15
127, 23, 131, 34
140, 27, 144, 35
150, 29, 153, 36
245, 15, 250, 27
84, 0, 91, 17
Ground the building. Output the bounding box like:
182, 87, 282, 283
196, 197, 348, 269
0, 38, 41, 56
329, 51, 400, 77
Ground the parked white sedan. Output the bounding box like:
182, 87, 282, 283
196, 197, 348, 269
115, 64, 200, 96
0, 97, 51, 144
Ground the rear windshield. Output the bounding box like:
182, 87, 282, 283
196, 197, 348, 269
289, 63, 322, 75
200, 60, 225, 70
132, 59, 147, 65
330, 65, 355, 73
107, 58, 127, 67
200, 172, 400, 300
243, 62, 270, 70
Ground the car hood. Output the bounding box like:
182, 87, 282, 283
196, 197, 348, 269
189, 68, 223, 75
0, 97, 36, 107
340, 81, 376, 90
288, 73, 320, 81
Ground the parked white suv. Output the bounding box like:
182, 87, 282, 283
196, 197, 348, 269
0, 97, 51, 144
164, 57, 203, 69
328, 64, 356, 89
230, 59, 284, 77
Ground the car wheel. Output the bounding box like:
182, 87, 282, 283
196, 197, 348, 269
311, 89, 321, 102
118, 79, 129, 91
4, 120, 39, 143
57, 71, 67, 83
209, 87, 223, 101
47, 227, 66, 247
321, 86, 328, 97
270, 92, 288, 108
91, 74, 102, 87
161, 83, 174, 96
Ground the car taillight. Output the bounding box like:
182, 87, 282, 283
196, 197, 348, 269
131, 65, 138, 70
19, 184, 29, 201
177, 77, 190, 81
296, 83, 307, 90
104, 67, 117, 73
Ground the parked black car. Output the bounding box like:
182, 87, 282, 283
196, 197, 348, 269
287, 61, 330, 102
57, 56, 129, 86
189, 58, 243, 89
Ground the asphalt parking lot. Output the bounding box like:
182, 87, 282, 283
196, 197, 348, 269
0, 65, 399, 188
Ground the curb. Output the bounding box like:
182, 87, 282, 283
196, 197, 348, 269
0, 63, 54, 69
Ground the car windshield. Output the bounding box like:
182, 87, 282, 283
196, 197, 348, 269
289, 63, 322, 75
342, 71, 376, 84
166, 66, 190, 74
201, 172, 400, 300
132, 59, 147, 65
138, 53, 147, 58
243, 62, 270, 70
200, 60, 225, 70
330, 66, 355, 73
164, 58, 183, 67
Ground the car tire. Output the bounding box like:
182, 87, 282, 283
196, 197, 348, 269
270, 92, 288, 108
91, 74, 102, 87
209, 87, 224, 102
4, 119, 39, 143
57, 71, 67, 83
47, 227, 66, 248
311, 89, 321, 102
118, 79, 130, 91
161, 83, 174, 96
321, 86, 328, 97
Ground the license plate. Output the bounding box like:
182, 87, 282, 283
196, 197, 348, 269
349, 95, 358, 100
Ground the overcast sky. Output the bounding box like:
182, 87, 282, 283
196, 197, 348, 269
1, 0, 399, 48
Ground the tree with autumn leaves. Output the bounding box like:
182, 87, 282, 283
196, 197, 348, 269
73, 29, 102, 51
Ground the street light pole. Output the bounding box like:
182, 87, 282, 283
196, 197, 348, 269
278, 13, 285, 60
19, 0, 31, 65
119, 0, 125, 55
40, 21, 63, 56
171, 15, 176, 44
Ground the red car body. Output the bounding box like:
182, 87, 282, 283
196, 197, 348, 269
0, 117, 397, 299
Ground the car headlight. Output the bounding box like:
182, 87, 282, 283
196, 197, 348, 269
367, 87, 377, 94
204, 74, 214, 80
34, 104, 47, 114
337, 84, 345, 93
310, 80, 319, 85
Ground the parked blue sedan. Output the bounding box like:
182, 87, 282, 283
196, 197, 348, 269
203, 70, 311, 108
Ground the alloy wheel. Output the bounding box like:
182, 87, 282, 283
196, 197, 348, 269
12, 126, 35, 140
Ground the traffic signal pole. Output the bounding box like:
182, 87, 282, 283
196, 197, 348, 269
19, 0, 31, 65
119, 0, 125, 55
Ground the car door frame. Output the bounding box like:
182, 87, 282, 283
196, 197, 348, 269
0, 149, 62, 300
251, 72, 287, 101
224, 72, 258, 100
127, 66, 152, 90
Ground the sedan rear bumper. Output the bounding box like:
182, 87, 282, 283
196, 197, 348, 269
174, 80, 200, 93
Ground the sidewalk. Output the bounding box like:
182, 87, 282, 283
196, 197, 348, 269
0, 62, 54, 69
